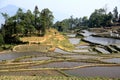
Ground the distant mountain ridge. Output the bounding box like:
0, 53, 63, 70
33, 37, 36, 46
0, 4, 26, 26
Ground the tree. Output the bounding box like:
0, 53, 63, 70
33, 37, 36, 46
41, 8, 54, 29
88, 8, 112, 27
40, 8, 54, 36
0, 24, 5, 38
1, 8, 25, 43
16, 8, 24, 23
15, 24, 25, 35
12, 8, 25, 35
69, 15, 74, 29
113, 6, 118, 22
54, 16, 90, 31
0, 34, 4, 46
1, 13, 9, 24
33, 6, 40, 29
40, 10, 46, 36
54, 21, 63, 32
4, 17, 15, 36
88, 9, 104, 27
82, 16, 88, 27
77, 18, 82, 27
0, 6, 56, 44
105, 12, 113, 27
24, 10, 35, 36
54, 21, 61, 31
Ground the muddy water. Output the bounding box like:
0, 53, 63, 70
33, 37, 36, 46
21, 57, 51, 62
84, 36, 120, 45
64, 66, 120, 78
0, 52, 46, 61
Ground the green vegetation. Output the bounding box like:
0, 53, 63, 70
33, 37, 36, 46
0, 6, 75, 52
53, 16, 89, 32
0, 33, 4, 51
0, 44, 14, 52
0, 6, 54, 44
0, 33, 4, 46
54, 6, 120, 32
13, 44, 50, 52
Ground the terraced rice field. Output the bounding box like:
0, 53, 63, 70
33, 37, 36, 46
64, 66, 120, 78
0, 50, 120, 79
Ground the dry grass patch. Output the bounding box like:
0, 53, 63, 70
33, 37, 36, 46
19, 28, 74, 52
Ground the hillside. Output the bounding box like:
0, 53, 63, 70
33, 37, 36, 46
17, 28, 74, 52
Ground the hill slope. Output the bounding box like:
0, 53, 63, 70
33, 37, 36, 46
19, 29, 74, 52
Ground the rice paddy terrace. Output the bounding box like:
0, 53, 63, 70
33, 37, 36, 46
0, 29, 120, 80
0, 51, 120, 79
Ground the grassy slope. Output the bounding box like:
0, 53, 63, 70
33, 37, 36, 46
20, 28, 74, 52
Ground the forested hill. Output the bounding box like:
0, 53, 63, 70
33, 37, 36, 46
0, 6, 120, 46
0, 6, 74, 52
54, 7, 120, 33
0, 6, 54, 44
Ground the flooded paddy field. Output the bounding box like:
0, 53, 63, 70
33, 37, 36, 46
64, 66, 120, 78
0, 31, 120, 79
0, 50, 120, 78
0, 52, 48, 61
101, 58, 120, 64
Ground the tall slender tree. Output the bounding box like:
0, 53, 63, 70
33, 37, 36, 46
1, 13, 9, 24
24, 10, 35, 36
113, 6, 118, 22
34, 6, 40, 29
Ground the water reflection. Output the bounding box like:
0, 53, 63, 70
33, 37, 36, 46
81, 30, 95, 37
102, 58, 120, 64
69, 38, 80, 45
0, 52, 45, 61
83, 30, 120, 45
54, 48, 70, 54
84, 36, 120, 45
64, 66, 120, 78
